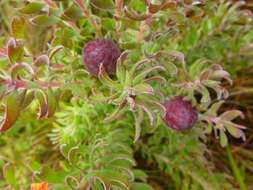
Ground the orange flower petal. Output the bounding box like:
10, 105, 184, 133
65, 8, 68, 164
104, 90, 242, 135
31, 182, 48, 190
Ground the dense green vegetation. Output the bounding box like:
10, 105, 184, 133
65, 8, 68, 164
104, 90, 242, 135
0, 0, 253, 189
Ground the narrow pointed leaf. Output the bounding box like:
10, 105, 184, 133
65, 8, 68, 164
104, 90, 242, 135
31, 15, 60, 27
220, 130, 228, 147
3, 164, 19, 189
18, 2, 46, 14
46, 88, 57, 117
220, 110, 244, 121
36, 90, 48, 118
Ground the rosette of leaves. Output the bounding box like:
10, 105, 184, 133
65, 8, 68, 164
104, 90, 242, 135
93, 51, 167, 142
171, 58, 246, 146
177, 60, 232, 109
200, 101, 246, 147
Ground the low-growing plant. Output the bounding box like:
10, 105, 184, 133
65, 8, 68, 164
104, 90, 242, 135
0, 0, 252, 189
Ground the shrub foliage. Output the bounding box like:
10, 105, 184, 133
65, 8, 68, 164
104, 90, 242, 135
0, 0, 252, 189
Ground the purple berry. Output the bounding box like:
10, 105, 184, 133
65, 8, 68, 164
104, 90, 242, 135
163, 96, 198, 131
83, 39, 121, 76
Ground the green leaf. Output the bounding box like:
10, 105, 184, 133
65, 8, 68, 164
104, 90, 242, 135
101, 18, 115, 31
116, 51, 129, 83
46, 88, 57, 117
133, 66, 165, 85
135, 83, 154, 95
3, 163, 19, 189
31, 15, 60, 27
134, 112, 142, 143
199, 86, 211, 109
18, 2, 46, 14
21, 91, 35, 109
131, 182, 153, 190
133, 169, 148, 179
93, 169, 129, 190
226, 125, 245, 139
98, 65, 119, 88
11, 17, 25, 39
104, 101, 126, 123
210, 70, 232, 85
49, 45, 64, 60
206, 101, 224, 116
63, 4, 83, 21
220, 130, 228, 147
40, 167, 67, 183
90, 0, 114, 11
0, 85, 7, 100
205, 123, 213, 134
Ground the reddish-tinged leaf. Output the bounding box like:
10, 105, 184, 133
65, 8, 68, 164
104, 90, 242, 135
148, 2, 176, 13
220, 110, 244, 121
35, 89, 57, 118
124, 7, 148, 21
115, 0, 124, 18
161, 2, 177, 10
90, 0, 114, 11
226, 125, 245, 140
36, 90, 48, 118
210, 70, 233, 85
74, 0, 85, 9
0, 48, 7, 57
148, 4, 160, 13
10, 62, 35, 79
168, 51, 186, 67
0, 91, 20, 132
7, 38, 24, 64
34, 55, 50, 66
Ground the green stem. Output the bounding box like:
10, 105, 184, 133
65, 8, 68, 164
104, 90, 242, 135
226, 146, 247, 190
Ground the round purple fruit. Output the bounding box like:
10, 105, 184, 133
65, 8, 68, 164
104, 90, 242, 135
83, 39, 121, 76
163, 96, 198, 131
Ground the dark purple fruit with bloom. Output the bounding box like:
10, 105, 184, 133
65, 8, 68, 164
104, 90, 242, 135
163, 96, 198, 131
83, 39, 121, 76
